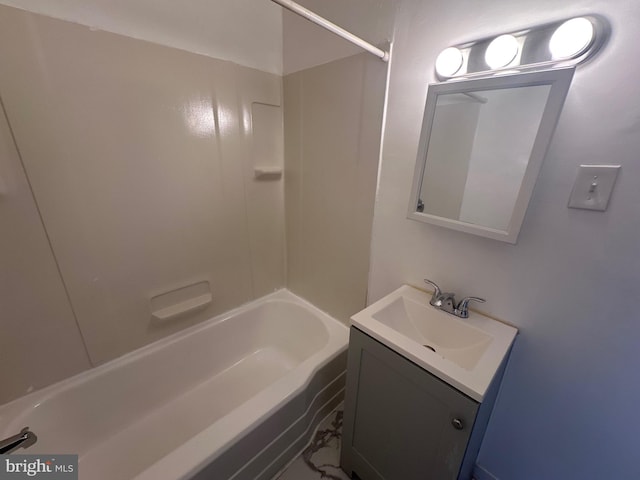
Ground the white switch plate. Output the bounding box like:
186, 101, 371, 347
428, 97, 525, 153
568, 165, 620, 211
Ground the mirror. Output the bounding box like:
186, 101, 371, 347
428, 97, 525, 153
408, 68, 574, 243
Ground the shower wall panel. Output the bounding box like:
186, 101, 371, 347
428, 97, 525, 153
0, 98, 91, 405
0, 5, 284, 367
284, 53, 386, 323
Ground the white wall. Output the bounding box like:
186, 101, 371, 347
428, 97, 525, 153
370, 0, 640, 478
459, 86, 551, 230
0, 0, 283, 74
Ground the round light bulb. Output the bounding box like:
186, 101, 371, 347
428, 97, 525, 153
435, 47, 463, 78
485, 34, 519, 69
549, 17, 594, 60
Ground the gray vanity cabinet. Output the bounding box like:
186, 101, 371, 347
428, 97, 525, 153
341, 327, 479, 480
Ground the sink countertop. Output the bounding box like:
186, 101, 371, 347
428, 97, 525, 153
350, 285, 518, 402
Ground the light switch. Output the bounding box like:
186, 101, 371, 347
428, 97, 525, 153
568, 165, 620, 211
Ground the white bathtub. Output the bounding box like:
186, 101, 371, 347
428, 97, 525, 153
0, 289, 349, 480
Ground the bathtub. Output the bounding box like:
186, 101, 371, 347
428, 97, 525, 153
0, 289, 348, 480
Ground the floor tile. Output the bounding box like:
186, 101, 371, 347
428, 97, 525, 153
274, 405, 350, 480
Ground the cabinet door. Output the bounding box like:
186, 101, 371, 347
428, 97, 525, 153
341, 327, 478, 480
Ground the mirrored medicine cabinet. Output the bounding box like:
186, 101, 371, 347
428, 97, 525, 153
407, 67, 575, 243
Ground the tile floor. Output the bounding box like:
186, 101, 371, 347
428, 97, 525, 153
274, 404, 350, 480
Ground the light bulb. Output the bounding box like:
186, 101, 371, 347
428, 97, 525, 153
435, 47, 463, 78
549, 17, 595, 60
485, 34, 519, 69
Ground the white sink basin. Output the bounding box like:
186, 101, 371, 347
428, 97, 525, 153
351, 285, 517, 401
371, 296, 493, 370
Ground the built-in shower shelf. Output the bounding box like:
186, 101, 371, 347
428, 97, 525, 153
151, 294, 212, 322
150, 281, 212, 322
254, 167, 282, 180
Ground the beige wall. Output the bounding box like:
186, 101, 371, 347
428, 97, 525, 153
0, 0, 391, 404
283, 0, 395, 74
284, 52, 386, 323
282, 0, 393, 325
0, 5, 284, 383
420, 101, 480, 220
0, 100, 91, 405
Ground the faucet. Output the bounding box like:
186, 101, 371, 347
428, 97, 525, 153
423, 279, 485, 319
0, 427, 37, 454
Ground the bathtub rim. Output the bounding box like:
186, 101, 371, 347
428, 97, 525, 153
0, 289, 348, 434
133, 293, 348, 480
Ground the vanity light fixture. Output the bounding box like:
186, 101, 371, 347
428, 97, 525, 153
485, 34, 519, 69
434, 15, 607, 80
435, 47, 464, 78
549, 17, 595, 60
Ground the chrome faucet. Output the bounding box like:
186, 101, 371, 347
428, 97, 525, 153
424, 279, 485, 319
0, 427, 37, 454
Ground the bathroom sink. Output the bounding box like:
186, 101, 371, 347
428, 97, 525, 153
371, 296, 493, 370
351, 285, 517, 401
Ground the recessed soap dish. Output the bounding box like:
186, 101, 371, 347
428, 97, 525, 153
150, 280, 212, 322
254, 167, 282, 180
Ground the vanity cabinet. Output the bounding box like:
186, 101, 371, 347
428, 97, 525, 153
341, 327, 489, 480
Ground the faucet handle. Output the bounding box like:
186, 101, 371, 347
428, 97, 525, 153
423, 279, 443, 306
423, 279, 442, 296
456, 296, 486, 318
424, 278, 442, 296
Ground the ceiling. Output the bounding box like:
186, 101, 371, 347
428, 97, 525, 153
0, 0, 283, 74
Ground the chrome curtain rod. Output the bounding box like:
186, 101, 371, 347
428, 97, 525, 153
271, 0, 389, 62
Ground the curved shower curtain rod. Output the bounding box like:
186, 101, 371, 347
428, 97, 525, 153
270, 0, 389, 62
